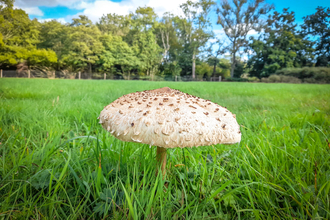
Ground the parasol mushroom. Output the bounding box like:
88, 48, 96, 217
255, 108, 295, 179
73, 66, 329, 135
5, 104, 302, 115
98, 87, 241, 176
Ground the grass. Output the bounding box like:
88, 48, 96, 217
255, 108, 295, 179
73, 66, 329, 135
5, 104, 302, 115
0, 78, 329, 219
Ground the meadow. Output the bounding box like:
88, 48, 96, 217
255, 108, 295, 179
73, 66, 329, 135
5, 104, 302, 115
0, 78, 329, 219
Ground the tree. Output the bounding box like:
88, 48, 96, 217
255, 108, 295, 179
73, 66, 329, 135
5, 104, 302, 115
133, 31, 162, 80
156, 12, 176, 63
97, 13, 131, 36
216, 0, 273, 77
248, 9, 313, 78
302, 7, 330, 66
39, 20, 68, 69
206, 39, 227, 78
0, 3, 57, 70
61, 15, 104, 78
99, 34, 139, 80
196, 62, 213, 80
180, 0, 215, 79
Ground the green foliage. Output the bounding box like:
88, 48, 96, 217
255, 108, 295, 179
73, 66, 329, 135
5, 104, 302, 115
218, 59, 231, 78
99, 34, 136, 75
224, 77, 248, 82
61, 16, 104, 75
217, 0, 273, 77
262, 74, 302, 83
0, 5, 57, 68
1, 79, 329, 219
132, 31, 162, 77
275, 67, 330, 83
1, 0, 328, 82
38, 20, 68, 68
161, 61, 182, 80
248, 9, 314, 78
178, 0, 215, 78
233, 60, 246, 78
196, 62, 212, 80
302, 7, 330, 67
97, 13, 131, 36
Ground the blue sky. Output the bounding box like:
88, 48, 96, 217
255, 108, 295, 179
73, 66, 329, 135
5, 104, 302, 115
269, 0, 329, 24
17, 0, 330, 24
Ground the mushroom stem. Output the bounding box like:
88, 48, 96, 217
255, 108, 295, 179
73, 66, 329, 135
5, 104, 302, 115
156, 146, 167, 177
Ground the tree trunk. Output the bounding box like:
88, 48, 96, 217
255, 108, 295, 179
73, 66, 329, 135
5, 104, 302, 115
128, 71, 130, 80
192, 51, 196, 80
156, 146, 167, 177
89, 63, 92, 79
230, 52, 236, 78
213, 60, 217, 80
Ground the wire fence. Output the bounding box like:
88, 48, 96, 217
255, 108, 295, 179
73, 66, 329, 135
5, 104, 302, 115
0, 69, 222, 82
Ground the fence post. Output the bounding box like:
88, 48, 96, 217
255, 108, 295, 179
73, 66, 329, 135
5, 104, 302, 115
28, 70, 30, 78
104, 73, 106, 80
219, 76, 221, 82
79, 71, 81, 80
0, 69, 2, 78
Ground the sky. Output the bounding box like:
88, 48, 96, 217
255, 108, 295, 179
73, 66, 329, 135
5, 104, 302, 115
16, 0, 330, 24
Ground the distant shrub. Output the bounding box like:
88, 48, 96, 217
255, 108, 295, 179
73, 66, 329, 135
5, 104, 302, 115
268, 75, 281, 83
262, 75, 301, 83
275, 67, 330, 83
280, 75, 302, 83
247, 76, 260, 82
225, 77, 248, 82
261, 77, 269, 83
303, 78, 316, 83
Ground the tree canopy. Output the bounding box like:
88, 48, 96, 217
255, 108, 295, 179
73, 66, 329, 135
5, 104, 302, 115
0, 0, 329, 80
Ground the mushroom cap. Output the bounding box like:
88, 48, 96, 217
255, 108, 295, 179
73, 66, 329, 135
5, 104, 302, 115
99, 87, 241, 148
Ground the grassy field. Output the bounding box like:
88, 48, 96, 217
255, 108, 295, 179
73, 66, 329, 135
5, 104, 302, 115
0, 78, 330, 219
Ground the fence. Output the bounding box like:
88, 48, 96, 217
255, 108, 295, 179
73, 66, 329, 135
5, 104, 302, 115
0, 69, 222, 82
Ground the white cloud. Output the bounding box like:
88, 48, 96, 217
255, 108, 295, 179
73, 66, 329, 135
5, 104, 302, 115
71, 0, 198, 22
16, 6, 44, 16
213, 29, 225, 35
147, 0, 193, 16
38, 18, 52, 22
38, 18, 67, 23
15, 0, 198, 23
14, 0, 93, 9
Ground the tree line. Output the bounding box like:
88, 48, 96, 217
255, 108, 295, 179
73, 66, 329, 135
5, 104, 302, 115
0, 0, 329, 80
